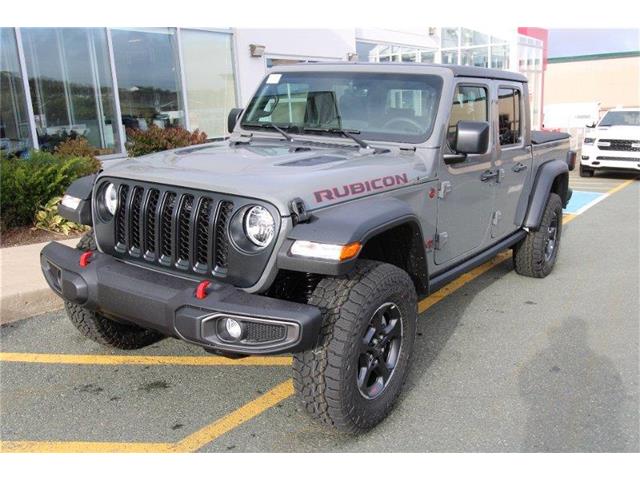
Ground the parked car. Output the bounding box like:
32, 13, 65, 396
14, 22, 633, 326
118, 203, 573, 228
580, 108, 640, 176
42, 63, 575, 433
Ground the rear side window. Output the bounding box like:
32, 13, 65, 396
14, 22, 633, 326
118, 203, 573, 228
448, 85, 488, 147
498, 87, 522, 145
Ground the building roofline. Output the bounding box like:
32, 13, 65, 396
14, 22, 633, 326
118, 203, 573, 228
548, 50, 640, 64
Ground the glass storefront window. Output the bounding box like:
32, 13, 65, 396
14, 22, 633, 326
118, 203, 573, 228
461, 28, 489, 47
441, 50, 458, 65
20, 28, 120, 153
0, 28, 31, 157
111, 28, 183, 135
420, 50, 436, 63
181, 29, 236, 137
461, 47, 489, 68
442, 28, 459, 48
491, 44, 510, 69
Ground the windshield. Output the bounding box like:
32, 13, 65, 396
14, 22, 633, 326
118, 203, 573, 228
599, 111, 640, 127
241, 72, 443, 143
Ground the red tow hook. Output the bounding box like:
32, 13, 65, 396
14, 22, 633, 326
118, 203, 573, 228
79, 251, 93, 268
195, 280, 211, 300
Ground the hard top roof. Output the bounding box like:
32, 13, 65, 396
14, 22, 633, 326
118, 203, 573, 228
269, 62, 528, 83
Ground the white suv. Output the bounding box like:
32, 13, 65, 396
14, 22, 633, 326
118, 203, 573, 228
580, 108, 640, 177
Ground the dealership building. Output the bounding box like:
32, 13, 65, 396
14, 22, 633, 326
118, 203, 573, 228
0, 27, 546, 159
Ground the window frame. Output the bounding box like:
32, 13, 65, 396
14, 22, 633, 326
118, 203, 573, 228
445, 81, 491, 153
497, 84, 524, 149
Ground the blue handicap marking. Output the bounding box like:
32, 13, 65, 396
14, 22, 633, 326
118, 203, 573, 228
564, 190, 606, 215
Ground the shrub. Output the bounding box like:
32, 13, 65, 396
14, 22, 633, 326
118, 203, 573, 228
34, 196, 89, 235
126, 125, 208, 157
0, 150, 100, 231
54, 136, 106, 162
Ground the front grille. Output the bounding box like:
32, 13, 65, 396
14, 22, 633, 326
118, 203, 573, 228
596, 156, 640, 162
598, 139, 640, 152
245, 322, 287, 343
112, 184, 234, 276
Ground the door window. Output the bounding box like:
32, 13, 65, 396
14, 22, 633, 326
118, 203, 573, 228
498, 87, 522, 145
447, 85, 488, 148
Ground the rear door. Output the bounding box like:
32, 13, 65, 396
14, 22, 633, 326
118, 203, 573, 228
434, 81, 495, 265
493, 82, 531, 239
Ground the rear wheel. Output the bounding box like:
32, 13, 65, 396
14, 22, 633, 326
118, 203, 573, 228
292, 261, 417, 433
579, 164, 594, 177
514, 192, 563, 278
65, 229, 164, 349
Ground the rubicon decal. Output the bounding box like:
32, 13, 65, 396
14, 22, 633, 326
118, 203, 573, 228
314, 173, 410, 203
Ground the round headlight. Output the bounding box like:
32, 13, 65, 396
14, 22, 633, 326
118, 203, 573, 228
104, 183, 118, 216
244, 205, 275, 248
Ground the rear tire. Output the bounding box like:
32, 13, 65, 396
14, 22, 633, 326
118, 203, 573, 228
292, 260, 417, 433
514, 192, 563, 278
66, 229, 164, 349
579, 164, 594, 177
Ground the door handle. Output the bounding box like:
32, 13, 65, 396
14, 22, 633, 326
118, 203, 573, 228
480, 169, 499, 182
513, 162, 528, 173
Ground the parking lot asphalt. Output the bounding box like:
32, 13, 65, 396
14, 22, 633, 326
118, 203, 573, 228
1, 172, 638, 453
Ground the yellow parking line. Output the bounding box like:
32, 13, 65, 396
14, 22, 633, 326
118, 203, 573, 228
606, 178, 635, 195
0, 352, 292, 367
171, 379, 294, 452
0, 380, 294, 453
2, 179, 634, 453
0, 440, 173, 454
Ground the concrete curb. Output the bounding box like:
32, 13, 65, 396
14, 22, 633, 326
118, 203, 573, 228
1, 238, 78, 325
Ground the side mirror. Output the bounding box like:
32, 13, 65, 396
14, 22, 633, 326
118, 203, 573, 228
227, 108, 243, 133
585, 122, 596, 129
454, 120, 490, 155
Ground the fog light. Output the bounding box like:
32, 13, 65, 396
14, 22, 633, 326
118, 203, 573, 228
224, 318, 244, 340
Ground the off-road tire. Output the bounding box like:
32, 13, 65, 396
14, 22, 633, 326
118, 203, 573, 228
66, 229, 164, 349
513, 192, 563, 278
292, 260, 417, 433
579, 164, 594, 177
76, 229, 97, 251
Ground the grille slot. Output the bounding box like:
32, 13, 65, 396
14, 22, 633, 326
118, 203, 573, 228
115, 184, 129, 248
195, 198, 213, 268
129, 187, 144, 254
215, 201, 234, 270
109, 183, 241, 278
160, 192, 177, 259
144, 189, 160, 256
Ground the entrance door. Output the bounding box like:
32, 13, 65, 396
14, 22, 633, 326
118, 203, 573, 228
435, 82, 495, 265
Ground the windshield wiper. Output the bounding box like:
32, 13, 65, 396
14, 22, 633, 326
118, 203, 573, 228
242, 121, 294, 142
302, 127, 371, 150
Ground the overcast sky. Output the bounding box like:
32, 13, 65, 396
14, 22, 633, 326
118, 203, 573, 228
547, 29, 640, 58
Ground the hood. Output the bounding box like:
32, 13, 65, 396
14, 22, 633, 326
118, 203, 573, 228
101, 140, 434, 215
593, 125, 640, 140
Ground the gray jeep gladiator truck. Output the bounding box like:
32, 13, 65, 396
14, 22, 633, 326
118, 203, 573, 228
41, 63, 575, 433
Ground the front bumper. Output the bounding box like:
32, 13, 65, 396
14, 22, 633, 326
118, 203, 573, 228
581, 146, 640, 172
40, 242, 322, 355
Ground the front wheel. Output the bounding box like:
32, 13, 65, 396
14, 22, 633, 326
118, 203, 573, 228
293, 261, 417, 433
513, 192, 563, 278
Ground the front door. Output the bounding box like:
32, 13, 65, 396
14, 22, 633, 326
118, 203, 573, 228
493, 83, 531, 239
435, 82, 495, 265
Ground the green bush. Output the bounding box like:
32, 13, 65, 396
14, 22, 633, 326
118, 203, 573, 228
126, 125, 208, 157
34, 196, 89, 235
0, 150, 100, 231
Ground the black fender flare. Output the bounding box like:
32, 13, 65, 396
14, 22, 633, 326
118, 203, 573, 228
277, 196, 427, 278
58, 174, 96, 226
523, 160, 569, 229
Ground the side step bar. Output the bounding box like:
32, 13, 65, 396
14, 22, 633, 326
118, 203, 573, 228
428, 230, 527, 294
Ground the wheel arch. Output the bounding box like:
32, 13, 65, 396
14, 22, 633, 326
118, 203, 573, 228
523, 160, 569, 229
276, 196, 429, 296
